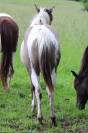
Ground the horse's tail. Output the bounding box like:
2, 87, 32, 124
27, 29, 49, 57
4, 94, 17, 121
40, 43, 55, 92
1, 19, 18, 81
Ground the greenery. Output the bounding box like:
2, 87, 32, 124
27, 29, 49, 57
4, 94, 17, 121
71, 0, 88, 11
0, 0, 88, 132
83, 0, 88, 11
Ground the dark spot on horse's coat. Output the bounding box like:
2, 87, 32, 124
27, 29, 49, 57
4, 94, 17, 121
39, 93, 42, 100
40, 19, 43, 25
44, 9, 53, 23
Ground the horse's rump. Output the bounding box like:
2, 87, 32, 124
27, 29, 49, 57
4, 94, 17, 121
27, 25, 60, 90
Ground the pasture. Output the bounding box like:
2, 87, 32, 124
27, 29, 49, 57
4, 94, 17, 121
0, 0, 88, 132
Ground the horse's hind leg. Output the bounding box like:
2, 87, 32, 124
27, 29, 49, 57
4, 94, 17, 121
26, 66, 36, 114
46, 68, 56, 126
31, 68, 43, 123
31, 82, 36, 113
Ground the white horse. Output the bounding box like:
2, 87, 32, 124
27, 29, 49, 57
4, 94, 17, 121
20, 5, 61, 126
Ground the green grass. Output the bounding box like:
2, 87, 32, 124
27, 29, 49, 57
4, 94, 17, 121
0, 0, 88, 132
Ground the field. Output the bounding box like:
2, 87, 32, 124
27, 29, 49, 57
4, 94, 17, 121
0, 0, 88, 132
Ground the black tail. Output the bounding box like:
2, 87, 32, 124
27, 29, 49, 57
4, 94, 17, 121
0, 19, 18, 81
40, 45, 55, 91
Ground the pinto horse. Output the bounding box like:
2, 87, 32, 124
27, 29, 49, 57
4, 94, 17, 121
71, 46, 88, 110
20, 5, 61, 126
0, 13, 19, 90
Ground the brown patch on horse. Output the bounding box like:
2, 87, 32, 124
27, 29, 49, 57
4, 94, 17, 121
0, 16, 19, 89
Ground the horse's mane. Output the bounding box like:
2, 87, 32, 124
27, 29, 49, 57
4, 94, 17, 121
79, 46, 88, 76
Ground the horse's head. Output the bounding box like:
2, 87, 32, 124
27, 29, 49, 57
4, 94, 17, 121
71, 70, 88, 110
71, 47, 88, 109
34, 4, 55, 25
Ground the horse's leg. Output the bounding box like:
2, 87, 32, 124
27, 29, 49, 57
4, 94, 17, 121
46, 68, 56, 126
5, 63, 14, 90
26, 66, 36, 114
31, 81, 36, 113
2, 52, 14, 91
31, 68, 42, 123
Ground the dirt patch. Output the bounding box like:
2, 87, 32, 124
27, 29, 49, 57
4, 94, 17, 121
60, 118, 88, 133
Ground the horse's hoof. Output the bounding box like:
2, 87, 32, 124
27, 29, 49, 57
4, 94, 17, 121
51, 116, 57, 127
3, 86, 10, 92
37, 116, 43, 125
4, 88, 10, 92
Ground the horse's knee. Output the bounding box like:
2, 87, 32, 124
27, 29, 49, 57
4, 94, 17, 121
35, 89, 42, 99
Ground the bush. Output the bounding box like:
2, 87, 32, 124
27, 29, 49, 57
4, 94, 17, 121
83, 0, 88, 11
70, 0, 88, 11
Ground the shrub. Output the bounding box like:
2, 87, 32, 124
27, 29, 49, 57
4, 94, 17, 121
83, 0, 88, 11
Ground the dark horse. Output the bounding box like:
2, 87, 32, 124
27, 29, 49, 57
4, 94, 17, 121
0, 13, 19, 90
71, 46, 88, 110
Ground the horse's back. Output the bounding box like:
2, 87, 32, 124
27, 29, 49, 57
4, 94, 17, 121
27, 25, 59, 52
0, 13, 18, 52
26, 24, 60, 72
0, 13, 12, 18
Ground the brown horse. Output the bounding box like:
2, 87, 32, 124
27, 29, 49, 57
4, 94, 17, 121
71, 46, 88, 110
0, 13, 19, 90
20, 5, 61, 126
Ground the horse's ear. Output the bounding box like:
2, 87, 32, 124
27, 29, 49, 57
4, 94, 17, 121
34, 4, 40, 13
71, 70, 78, 78
49, 6, 55, 13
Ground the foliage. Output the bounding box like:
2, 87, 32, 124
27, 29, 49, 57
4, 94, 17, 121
83, 0, 88, 11
71, 0, 88, 11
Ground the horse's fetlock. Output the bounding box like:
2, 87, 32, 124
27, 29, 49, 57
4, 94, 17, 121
51, 116, 57, 127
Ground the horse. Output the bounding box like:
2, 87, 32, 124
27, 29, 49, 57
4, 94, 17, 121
20, 5, 61, 126
71, 46, 88, 110
0, 13, 19, 90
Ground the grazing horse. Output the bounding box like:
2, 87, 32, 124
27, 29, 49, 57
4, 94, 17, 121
0, 13, 19, 90
20, 5, 60, 126
71, 46, 88, 110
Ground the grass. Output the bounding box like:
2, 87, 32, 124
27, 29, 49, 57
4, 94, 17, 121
0, 0, 88, 132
